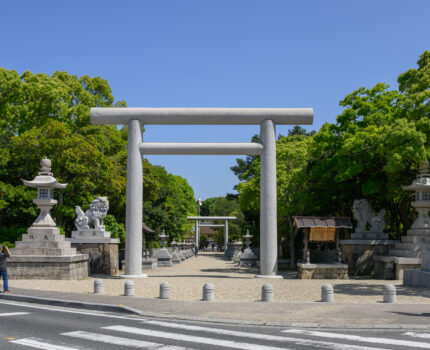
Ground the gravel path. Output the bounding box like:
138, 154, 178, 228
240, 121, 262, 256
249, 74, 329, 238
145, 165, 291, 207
9, 251, 430, 303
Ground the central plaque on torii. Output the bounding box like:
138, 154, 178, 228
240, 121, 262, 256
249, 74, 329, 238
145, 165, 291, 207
91, 107, 313, 278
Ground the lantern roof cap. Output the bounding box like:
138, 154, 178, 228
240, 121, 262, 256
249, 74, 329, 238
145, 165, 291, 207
22, 176, 67, 189
402, 161, 430, 191
22, 158, 67, 189
402, 176, 430, 191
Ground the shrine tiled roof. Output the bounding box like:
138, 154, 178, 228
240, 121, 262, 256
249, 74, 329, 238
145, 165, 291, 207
293, 216, 352, 228
142, 222, 155, 233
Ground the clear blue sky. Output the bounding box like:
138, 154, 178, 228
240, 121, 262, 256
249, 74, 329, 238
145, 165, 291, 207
1, 1, 428, 200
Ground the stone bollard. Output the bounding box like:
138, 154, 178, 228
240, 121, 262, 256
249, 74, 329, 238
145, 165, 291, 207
94, 279, 104, 294
383, 284, 396, 303
321, 284, 334, 302
203, 283, 215, 301
160, 282, 170, 299
261, 284, 274, 302
124, 280, 135, 296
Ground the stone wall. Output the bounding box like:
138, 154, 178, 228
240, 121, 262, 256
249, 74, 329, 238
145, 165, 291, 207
340, 241, 394, 276
297, 263, 348, 279
374, 256, 421, 280
72, 243, 118, 275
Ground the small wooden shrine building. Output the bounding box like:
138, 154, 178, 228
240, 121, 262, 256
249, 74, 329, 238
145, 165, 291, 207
293, 216, 352, 279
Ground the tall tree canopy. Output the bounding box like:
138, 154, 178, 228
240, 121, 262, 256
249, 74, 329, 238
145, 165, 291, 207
0, 69, 196, 246
232, 51, 430, 263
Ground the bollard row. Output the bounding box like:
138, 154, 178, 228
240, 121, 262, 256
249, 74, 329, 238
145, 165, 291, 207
98, 281, 396, 303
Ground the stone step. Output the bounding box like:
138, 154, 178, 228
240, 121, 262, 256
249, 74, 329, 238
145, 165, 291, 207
394, 242, 423, 250
350, 232, 389, 240
71, 230, 111, 239
401, 236, 426, 243
11, 247, 77, 256
15, 241, 71, 249
22, 233, 65, 242
407, 228, 430, 235
389, 248, 421, 258
27, 227, 61, 234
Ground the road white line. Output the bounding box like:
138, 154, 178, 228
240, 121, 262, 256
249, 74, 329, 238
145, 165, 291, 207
404, 332, 430, 339
140, 320, 386, 350
62, 331, 192, 349
282, 329, 430, 349
0, 312, 30, 317
0, 300, 144, 321
11, 337, 81, 350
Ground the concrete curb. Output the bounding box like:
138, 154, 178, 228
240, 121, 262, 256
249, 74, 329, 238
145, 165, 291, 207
0, 293, 143, 316
1, 293, 430, 330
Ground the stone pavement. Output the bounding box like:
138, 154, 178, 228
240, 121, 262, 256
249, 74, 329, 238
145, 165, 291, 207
2, 251, 430, 329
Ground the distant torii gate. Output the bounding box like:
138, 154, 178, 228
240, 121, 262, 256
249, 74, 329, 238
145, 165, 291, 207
91, 107, 313, 278
187, 216, 236, 249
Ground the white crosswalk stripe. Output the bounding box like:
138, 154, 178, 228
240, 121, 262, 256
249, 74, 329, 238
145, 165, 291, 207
282, 329, 430, 349
62, 331, 193, 349
10, 337, 81, 350
0, 312, 30, 317
140, 319, 387, 350
104, 324, 391, 350
404, 332, 430, 339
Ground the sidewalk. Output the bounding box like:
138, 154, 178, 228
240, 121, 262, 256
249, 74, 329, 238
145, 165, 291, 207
2, 287, 430, 329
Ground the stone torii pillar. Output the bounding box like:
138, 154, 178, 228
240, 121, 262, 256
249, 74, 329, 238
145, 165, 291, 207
224, 219, 229, 250
194, 219, 199, 247
91, 108, 313, 278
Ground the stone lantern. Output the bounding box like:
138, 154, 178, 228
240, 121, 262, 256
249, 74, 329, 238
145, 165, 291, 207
22, 158, 67, 228
403, 161, 430, 287
402, 161, 430, 230
154, 230, 172, 267
239, 230, 258, 267
8, 158, 89, 280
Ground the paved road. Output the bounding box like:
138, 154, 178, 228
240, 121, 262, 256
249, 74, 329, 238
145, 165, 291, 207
1, 300, 430, 350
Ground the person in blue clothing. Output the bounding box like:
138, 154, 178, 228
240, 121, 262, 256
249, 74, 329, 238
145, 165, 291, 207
0, 245, 11, 292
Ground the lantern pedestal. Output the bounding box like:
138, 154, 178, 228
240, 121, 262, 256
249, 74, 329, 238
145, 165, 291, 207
8, 227, 89, 280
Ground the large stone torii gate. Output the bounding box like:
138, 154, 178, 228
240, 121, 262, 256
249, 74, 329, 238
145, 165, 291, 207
91, 107, 313, 278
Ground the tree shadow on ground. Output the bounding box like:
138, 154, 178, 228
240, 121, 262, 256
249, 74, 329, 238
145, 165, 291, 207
199, 252, 232, 261
201, 268, 259, 275
333, 283, 430, 298
143, 274, 253, 279
390, 312, 430, 317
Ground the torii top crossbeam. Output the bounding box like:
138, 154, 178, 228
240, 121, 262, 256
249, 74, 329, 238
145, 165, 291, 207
90, 107, 313, 125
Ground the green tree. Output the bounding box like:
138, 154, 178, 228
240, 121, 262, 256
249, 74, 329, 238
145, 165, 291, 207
142, 164, 196, 244
306, 52, 429, 236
